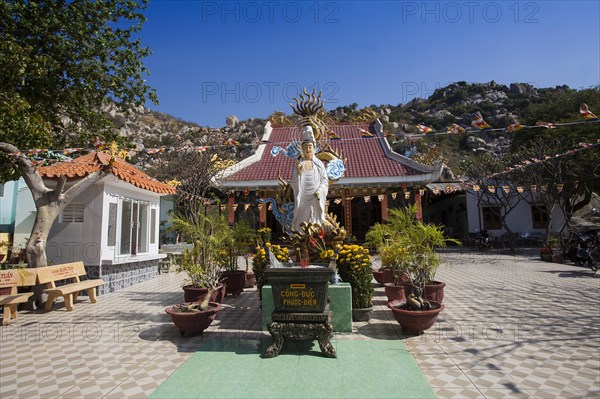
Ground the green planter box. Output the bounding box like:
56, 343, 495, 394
262, 283, 352, 332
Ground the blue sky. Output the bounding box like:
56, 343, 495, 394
140, 1, 600, 127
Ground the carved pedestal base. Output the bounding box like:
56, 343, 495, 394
263, 312, 336, 358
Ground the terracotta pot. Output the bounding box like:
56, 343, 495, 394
165, 302, 222, 336
384, 283, 406, 303
182, 284, 226, 303
352, 306, 373, 322
219, 270, 247, 297
381, 268, 394, 284
404, 281, 446, 303
245, 272, 257, 288
540, 253, 553, 262
372, 269, 384, 285
389, 300, 444, 334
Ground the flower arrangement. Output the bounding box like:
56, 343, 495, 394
252, 243, 290, 300
540, 246, 553, 255
256, 227, 272, 247
336, 244, 374, 309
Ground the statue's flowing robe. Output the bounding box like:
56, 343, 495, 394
290, 157, 328, 232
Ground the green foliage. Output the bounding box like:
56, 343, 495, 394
366, 205, 460, 288
168, 212, 236, 284
336, 244, 373, 308
0, 0, 156, 182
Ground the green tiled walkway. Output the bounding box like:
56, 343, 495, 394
151, 338, 436, 399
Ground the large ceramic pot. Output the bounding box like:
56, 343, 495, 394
372, 269, 385, 285
384, 283, 407, 303
404, 281, 446, 303
165, 302, 222, 336
245, 272, 257, 288
182, 284, 226, 303
219, 270, 247, 297
352, 306, 374, 322
389, 300, 444, 334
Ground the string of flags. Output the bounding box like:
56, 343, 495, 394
7, 103, 598, 157
411, 103, 598, 138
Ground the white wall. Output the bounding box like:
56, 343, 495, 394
100, 177, 163, 265
465, 190, 567, 236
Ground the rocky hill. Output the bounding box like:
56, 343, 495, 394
106, 81, 594, 174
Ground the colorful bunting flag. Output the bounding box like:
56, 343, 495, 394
557, 184, 564, 192
530, 185, 537, 192
517, 186, 524, 193
471, 115, 491, 130
93, 136, 106, 150
535, 122, 557, 129
506, 123, 524, 133
447, 123, 465, 134
327, 129, 341, 140
580, 103, 598, 121
404, 191, 411, 199
473, 185, 480, 191
224, 138, 240, 146
377, 194, 385, 202
334, 198, 342, 204
359, 128, 374, 138
364, 196, 371, 203
488, 186, 496, 193
432, 188, 440, 195
502, 185, 510, 194
419, 188, 425, 196
416, 124, 433, 134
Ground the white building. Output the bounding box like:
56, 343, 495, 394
30, 151, 176, 294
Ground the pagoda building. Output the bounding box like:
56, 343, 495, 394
216, 118, 442, 241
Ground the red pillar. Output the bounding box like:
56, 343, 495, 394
381, 192, 389, 223
259, 191, 266, 227
414, 189, 423, 221
344, 189, 352, 236
228, 193, 235, 225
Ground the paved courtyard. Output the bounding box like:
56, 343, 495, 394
0, 248, 598, 398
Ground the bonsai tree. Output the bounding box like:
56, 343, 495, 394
169, 212, 231, 309
178, 242, 221, 311
366, 204, 460, 310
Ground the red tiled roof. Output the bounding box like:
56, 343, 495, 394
225, 124, 422, 182
38, 152, 176, 195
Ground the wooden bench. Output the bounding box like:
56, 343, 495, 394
36, 262, 104, 312
0, 268, 37, 325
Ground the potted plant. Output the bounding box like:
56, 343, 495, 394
336, 244, 374, 321
168, 213, 228, 303
252, 242, 289, 301
379, 243, 412, 303
165, 301, 223, 336
368, 205, 460, 334
539, 246, 554, 262
215, 218, 254, 297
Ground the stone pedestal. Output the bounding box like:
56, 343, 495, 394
262, 312, 336, 358
262, 283, 352, 332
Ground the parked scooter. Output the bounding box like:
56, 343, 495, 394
576, 234, 599, 273
566, 228, 600, 273
475, 229, 493, 250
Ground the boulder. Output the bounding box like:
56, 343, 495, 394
466, 135, 487, 149
226, 115, 238, 128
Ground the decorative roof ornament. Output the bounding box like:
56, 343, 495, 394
290, 88, 328, 142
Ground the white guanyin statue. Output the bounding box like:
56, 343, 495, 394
290, 126, 329, 232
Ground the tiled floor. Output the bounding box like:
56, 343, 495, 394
1, 248, 599, 398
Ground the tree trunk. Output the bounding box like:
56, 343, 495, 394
26, 204, 61, 268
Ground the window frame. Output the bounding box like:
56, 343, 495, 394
481, 206, 502, 230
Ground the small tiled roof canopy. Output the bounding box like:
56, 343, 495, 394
38, 151, 176, 195
223, 124, 424, 183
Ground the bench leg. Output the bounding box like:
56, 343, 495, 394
2, 305, 11, 325
63, 294, 74, 311
72, 291, 80, 304
45, 293, 59, 312
87, 288, 98, 303
10, 304, 18, 321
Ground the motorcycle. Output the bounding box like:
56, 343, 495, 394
567, 228, 600, 273
475, 229, 493, 250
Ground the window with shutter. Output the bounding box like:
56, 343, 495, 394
60, 203, 85, 223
